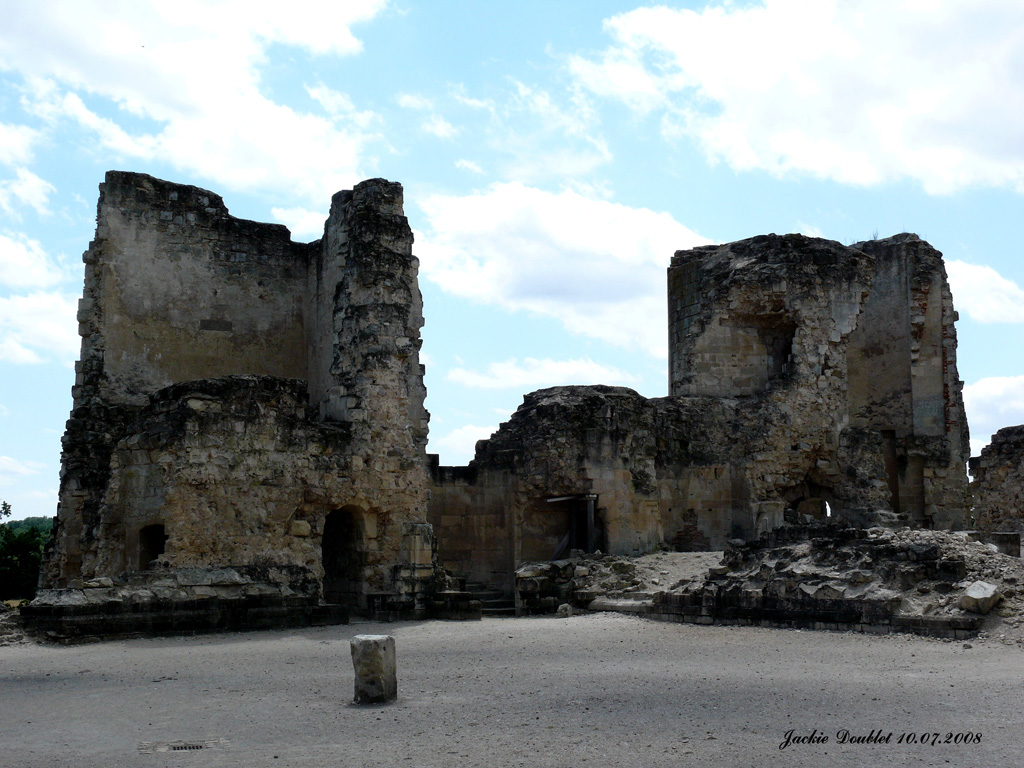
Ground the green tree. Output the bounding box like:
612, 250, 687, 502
0, 502, 48, 600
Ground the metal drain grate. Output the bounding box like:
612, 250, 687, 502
139, 738, 229, 754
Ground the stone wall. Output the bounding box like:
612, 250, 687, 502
428, 386, 665, 594
42, 173, 973, 630
431, 233, 969, 594
971, 425, 1024, 538
44, 172, 435, 620
669, 233, 967, 530
78, 172, 308, 407
848, 235, 970, 529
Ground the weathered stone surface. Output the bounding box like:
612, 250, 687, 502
432, 233, 969, 596
350, 634, 397, 704
971, 425, 1024, 540
513, 526, 1024, 638
36, 171, 975, 639
37, 172, 440, 635
960, 581, 1001, 614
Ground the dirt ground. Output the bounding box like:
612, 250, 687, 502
2, 612, 1021, 768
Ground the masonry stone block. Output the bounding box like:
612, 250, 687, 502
350, 634, 397, 704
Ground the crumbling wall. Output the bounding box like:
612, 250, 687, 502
427, 462, 515, 593
651, 396, 744, 549
84, 376, 433, 612
668, 234, 892, 530
428, 387, 665, 593
847, 235, 970, 529
309, 182, 430, 459
971, 425, 1024, 538
431, 233, 969, 594
52, 173, 309, 586
79, 172, 308, 406
46, 172, 434, 617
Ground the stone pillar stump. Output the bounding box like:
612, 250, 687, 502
350, 634, 397, 704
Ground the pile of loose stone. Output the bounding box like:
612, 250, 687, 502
516, 525, 1024, 644
714, 526, 1022, 631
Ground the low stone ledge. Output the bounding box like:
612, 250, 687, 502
587, 597, 654, 614
20, 594, 347, 642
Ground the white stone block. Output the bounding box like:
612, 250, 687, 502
350, 634, 397, 704
959, 581, 1001, 615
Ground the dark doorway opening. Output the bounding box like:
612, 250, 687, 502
138, 524, 167, 570
321, 506, 370, 609
881, 429, 901, 516
549, 495, 603, 559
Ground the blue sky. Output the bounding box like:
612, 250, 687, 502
2, 0, 1023, 520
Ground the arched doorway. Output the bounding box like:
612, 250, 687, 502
321, 506, 371, 609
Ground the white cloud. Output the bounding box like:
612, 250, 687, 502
797, 221, 825, 239
271, 207, 326, 240
0, 290, 80, 365
570, 1, 1024, 194
417, 183, 708, 358
429, 424, 497, 465
0, 233, 77, 362
963, 375, 1024, 457
2, 2, 387, 205
511, 81, 596, 143
397, 93, 458, 138
448, 79, 611, 183
946, 260, 1024, 323
451, 85, 496, 114
0, 123, 40, 166
0, 233, 68, 288
305, 85, 377, 128
397, 93, 434, 111
422, 114, 457, 139
0, 168, 55, 216
0, 455, 46, 485
492, 81, 611, 182
455, 159, 484, 174
448, 356, 639, 390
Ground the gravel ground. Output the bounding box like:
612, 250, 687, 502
2, 613, 1021, 768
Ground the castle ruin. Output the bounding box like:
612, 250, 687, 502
429, 233, 970, 594
29, 172, 976, 635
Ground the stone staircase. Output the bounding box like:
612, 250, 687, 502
465, 582, 516, 617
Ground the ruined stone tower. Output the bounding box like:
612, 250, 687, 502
668, 233, 968, 531
40, 171, 435, 628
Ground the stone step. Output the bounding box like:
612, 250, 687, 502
463, 584, 516, 617
481, 605, 517, 617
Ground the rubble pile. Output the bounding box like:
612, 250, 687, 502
516, 525, 1024, 644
